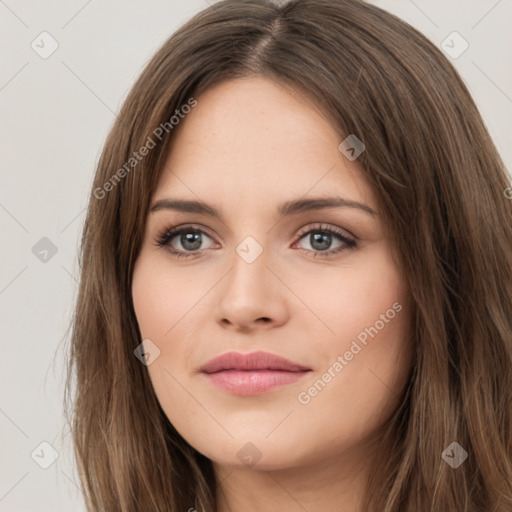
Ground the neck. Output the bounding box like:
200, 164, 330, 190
214, 435, 381, 512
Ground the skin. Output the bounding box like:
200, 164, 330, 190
131, 77, 413, 512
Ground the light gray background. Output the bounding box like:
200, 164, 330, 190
1, 1, 511, 510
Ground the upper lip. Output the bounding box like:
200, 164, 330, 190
200, 351, 312, 373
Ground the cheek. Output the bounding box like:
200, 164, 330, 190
132, 256, 164, 339
131, 253, 202, 342
292, 247, 411, 427
131, 254, 207, 401
295, 302, 411, 456
289, 245, 408, 349
131, 258, 203, 434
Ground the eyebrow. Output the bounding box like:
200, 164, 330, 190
150, 196, 377, 218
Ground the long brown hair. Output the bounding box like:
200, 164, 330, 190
63, 0, 512, 510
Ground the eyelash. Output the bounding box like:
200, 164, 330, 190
153, 223, 357, 260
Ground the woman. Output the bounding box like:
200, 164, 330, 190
64, 0, 512, 510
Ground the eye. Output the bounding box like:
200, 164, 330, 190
154, 225, 216, 259
293, 223, 357, 258
154, 222, 357, 260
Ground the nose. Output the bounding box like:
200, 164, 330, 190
215, 246, 290, 332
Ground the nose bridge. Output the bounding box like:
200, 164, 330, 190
227, 234, 271, 300
214, 233, 289, 329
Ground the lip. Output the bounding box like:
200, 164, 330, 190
200, 351, 312, 395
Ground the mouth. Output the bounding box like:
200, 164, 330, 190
199, 351, 312, 395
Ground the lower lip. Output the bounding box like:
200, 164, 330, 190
202, 370, 311, 395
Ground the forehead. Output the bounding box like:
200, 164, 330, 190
155, 77, 375, 211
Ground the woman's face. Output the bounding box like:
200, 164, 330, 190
131, 77, 412, 472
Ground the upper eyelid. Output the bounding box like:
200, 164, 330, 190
160, 223, 355, 245
167, 223, 218, 241
296, 223, 356, 240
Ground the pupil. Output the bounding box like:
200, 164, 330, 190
178, 230, 333, 252
181, 231, 202, 251
311, 232, 331, 251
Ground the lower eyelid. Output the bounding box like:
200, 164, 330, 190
294, 235, 355, 255
156, 225, 356, 257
